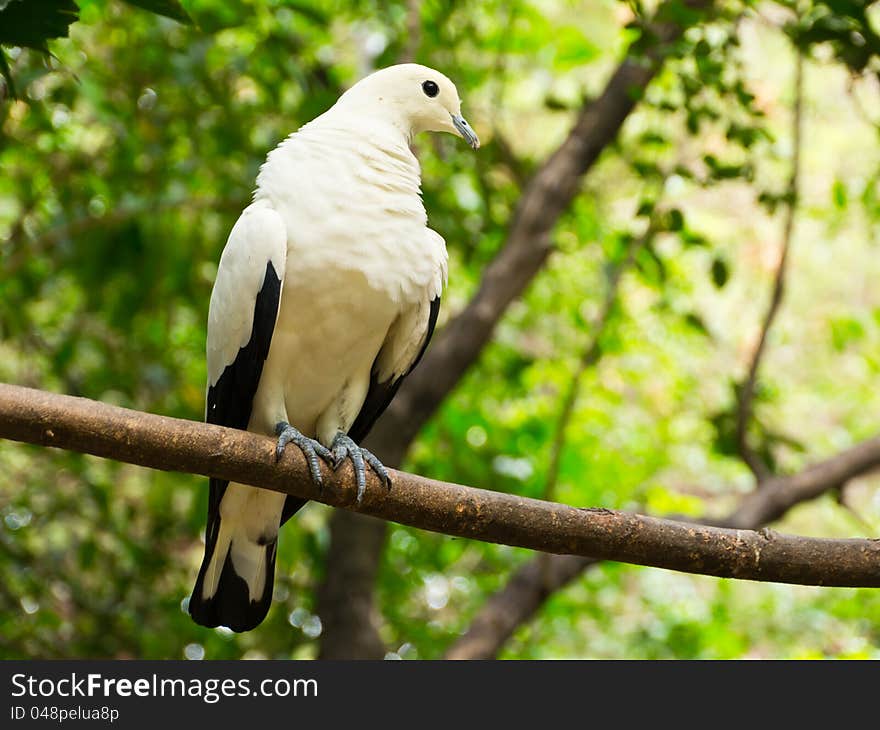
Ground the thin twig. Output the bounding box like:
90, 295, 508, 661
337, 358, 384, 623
543, 223, 655, 503
736, 49, 803, 483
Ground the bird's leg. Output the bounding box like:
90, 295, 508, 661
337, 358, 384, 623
329, 432, 392, 503
275, 422, 333, 487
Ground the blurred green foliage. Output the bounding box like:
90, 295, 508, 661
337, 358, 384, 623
0, 0, 191, 95
1, 0, 879, 659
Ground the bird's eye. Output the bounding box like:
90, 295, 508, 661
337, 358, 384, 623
422, 80, 439, 98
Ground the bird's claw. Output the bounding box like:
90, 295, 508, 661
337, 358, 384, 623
275, 422, 332, 487
330, 432, 392, 503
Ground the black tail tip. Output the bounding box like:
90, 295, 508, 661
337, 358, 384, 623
189, 552, 274, 633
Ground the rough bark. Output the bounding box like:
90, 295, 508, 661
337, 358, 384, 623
315, 510, 389, 659
720, 437, 880, 528
1, 384, 877, 589
445, 555, 597, 660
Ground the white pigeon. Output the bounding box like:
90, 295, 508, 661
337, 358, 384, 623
189, 64, 479, 632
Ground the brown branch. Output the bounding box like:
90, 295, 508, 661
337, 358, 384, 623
719, 436, 880, 529
446, 432, 880, 659
399, 0, 422, 64
1, 383, 877, 588
315, 510, 389, 659
446, 554, 596, 660
735, 50, 804, 482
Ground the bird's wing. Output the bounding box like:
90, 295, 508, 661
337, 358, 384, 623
349, 295, 441, 442
203, 202, 287, 547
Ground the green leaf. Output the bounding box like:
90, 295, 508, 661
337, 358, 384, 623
635, 243, 667, 286
683, 311, 711, 337
656, 0, 705, 29
830, 315, 865, 351
832, 179, 848, 209
666, 208, 684, 231
0, 48, 14, 98
180, 0, 251, 30
0, 0, 79, 50
544, 95, 577, 111
681, 230, 709, 247
120, 0, 192, 24
711, 256, 730, 288
553, 26, 599, 68
638, 131, 668, 146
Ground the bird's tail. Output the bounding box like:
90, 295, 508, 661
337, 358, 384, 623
189, 485, 278, 632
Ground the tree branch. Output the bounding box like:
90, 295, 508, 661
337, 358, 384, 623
735, 49, 803, 482
446, 432, 880, 659
543, 220, 656, 504
445, 554, 598, 660
315, 509, 390, 659
1, 383, 877, 589
719, 435, 880, 529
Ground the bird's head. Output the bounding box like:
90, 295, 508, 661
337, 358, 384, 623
336, 64, 480, 150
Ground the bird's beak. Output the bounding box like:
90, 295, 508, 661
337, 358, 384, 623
451, 114, 480, 150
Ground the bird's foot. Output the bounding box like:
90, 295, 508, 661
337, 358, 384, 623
329, 432, 391, 504
275, 422, 332, 487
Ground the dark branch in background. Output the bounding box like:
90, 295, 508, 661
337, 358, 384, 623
719, 435, 880, 529
543, 219, 656, 505
315, 510, 389, 659
319, 0, 716, 659
399, 0, 422, 64
445, 555, 598, 660
1, 383, 878, 588
735, 49, 803, 482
